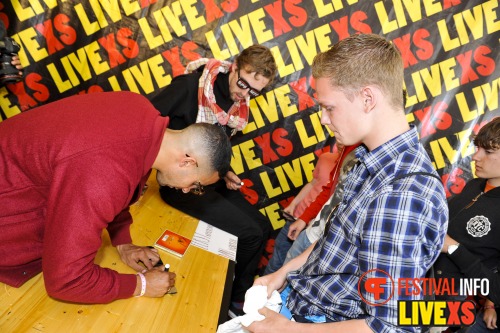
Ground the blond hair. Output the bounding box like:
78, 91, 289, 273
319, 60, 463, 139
312, 34, 404, 109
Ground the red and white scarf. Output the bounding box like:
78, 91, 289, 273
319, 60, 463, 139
185, 58, 249, 135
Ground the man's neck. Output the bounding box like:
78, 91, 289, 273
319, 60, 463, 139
363, 110, 410, 151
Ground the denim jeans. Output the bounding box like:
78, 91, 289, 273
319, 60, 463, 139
264, 221, 293, 275
264, 221, 313, 275
284, 229, 312, 265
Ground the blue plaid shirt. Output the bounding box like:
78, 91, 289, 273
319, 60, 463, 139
287, 126, 448, 332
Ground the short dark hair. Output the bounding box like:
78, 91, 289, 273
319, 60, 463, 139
235, 45, 277, 87
474, 117, 500, 151
191, 123, 232, 178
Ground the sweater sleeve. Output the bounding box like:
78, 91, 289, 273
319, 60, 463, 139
41, 151, 140, 304
298, 180, 334, 224
297, 153, 340, 224
449, 245, 500, 305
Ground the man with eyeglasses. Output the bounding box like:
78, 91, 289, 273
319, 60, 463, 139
0, 91, 232, 304
150, 44, 277, 316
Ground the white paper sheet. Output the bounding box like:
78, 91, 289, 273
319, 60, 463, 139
191, 220, 238, 261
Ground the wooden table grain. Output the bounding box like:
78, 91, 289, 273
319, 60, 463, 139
0, 172, 232, 333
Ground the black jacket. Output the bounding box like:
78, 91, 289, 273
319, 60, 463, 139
434, 178, 500, 303
149, 67, 233, 136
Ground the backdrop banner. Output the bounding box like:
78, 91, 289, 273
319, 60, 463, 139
1, 1, 500, 268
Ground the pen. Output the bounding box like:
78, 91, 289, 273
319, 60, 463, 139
165, 263, 170, 272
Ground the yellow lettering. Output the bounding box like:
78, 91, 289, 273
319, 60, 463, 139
484, 0, 500, 33
300, 153, 316, 183
108, 75, 122, 91
161, 2, 188, 37
231, 140, 263, 173
271, 45, 295, 77
374, 1, 400, 34
120, 0, 140, 16
0, 88, 22, 120
313, 0, 334, 18
260, 169, 283, 198
248, 9, 274, 44
85, 41, 110, 76
122, 69, 139, 92
46, 63, 73, 93
316, 24, 334, 52
433, 301, 447, 325
138, 15, 166, 49
456, 78, 500, 122
89, 0, 120, 26
439, 58, 460, 92
228, 16, 253, 50
411, 300, 419, 325
261, 202, 284, 230
245, 85, 296, 133
260, 154, 317, 199
16, 28, 48, 62
74, 4, 101, 35
275, 85, 298, 118
149, 55, 172, 89
418, 301, 434, 326
437, 19, 461, 52
282, 159, 305, 188
423, 0, 442, 16
398, 301, 411, 326
60, 57, 80, 86
438, 2, 499, 52
180, 0, 206, 31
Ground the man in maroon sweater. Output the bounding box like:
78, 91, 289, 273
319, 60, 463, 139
0, 91, 232, 303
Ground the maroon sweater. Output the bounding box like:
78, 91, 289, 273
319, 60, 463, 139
0, 91, 168, 303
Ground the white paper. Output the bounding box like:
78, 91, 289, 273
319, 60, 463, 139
191, 220, 238, 261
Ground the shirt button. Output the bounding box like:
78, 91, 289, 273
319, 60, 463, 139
436, 270, 442, 275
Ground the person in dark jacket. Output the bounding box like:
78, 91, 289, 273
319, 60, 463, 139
150, 45, 277, 315
435, 116, 500, 332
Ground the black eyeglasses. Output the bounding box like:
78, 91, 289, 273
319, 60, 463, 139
190, 181, 205, 196
236, 70, 262, 98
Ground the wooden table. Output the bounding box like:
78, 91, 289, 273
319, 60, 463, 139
0, 172, 233, 332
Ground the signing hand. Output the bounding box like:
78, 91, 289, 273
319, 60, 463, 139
117, 243, 161, 271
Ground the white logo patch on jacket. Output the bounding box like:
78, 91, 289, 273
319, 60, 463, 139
466, 215, 491, 237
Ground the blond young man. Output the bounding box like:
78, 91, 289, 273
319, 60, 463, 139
247, 34, 448, 333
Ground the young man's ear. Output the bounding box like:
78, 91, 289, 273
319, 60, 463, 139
361, 87, 376, 112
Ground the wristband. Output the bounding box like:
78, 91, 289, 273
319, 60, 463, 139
484, 305, 495, 310
136, 272, 146, 297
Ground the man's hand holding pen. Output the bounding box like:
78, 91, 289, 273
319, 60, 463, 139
121, 245, 176, 298
134, 268, 176, 297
